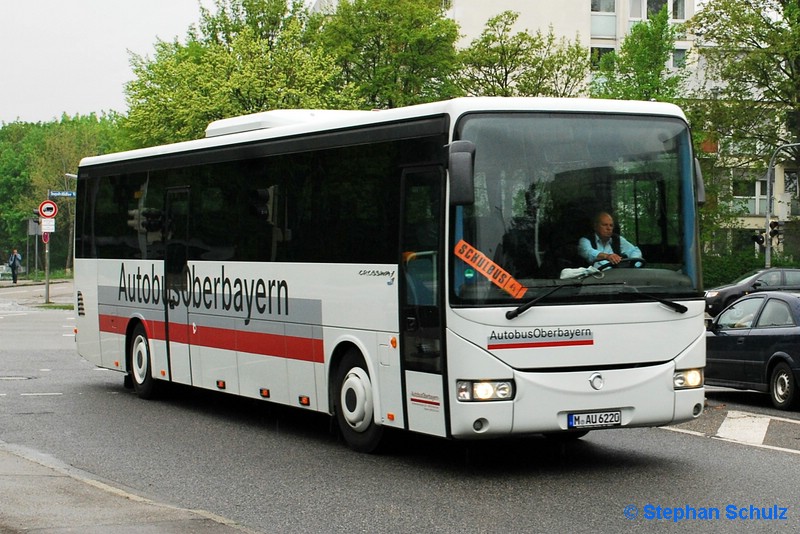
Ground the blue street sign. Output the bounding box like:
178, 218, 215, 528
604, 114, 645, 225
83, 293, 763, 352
49, 191, 76, 198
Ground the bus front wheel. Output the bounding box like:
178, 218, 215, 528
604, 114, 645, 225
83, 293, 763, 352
129, 324, 159, 399
334, 350, 383, 453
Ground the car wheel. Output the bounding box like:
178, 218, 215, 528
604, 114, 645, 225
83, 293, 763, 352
769, 362, 797, 410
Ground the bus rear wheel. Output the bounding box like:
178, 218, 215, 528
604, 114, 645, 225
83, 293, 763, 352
129, 324, 159, 399
334, 350, 383, 453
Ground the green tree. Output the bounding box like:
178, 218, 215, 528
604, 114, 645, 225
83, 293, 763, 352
689, 0, 800, 166
518, 29, 590, 98
590, 6, 685, 101
0, 115, 123, 273
125, 0, 357, 146
0, 123, 41, 253
457, 11, 589, 97
314, 0, 461, 108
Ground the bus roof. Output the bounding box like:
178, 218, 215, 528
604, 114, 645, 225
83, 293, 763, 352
78, 97, 688, 169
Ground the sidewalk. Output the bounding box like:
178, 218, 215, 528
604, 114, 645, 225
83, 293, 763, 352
0, 278, 75, 311
0, 282, 258, 534
0, 442, 255, 533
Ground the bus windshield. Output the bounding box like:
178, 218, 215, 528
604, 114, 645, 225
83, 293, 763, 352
450, 112, 700, 306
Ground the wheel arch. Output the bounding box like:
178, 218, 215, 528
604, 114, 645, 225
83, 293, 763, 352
765, 352, 794, 383
327, 338, 377, 416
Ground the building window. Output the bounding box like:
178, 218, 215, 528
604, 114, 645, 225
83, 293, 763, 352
672, 49, 687, 68
785, 169, 799, 216
630, 0, 683, 20
591, 47, 615, 69
672, 0, 685, 20
592, 0, 615, 12
630, 0, 642, 18
733, 174, 768, 216
648, 0, 667, 16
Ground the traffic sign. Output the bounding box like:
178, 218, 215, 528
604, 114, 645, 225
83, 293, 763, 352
49, 191, 76, 198
39, 200, 58, 218
40, 218, 56, 232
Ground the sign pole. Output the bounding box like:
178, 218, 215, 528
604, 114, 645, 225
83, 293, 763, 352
45, 238, 50, 304
764, 142, 800, 268
38, 200, 57, 304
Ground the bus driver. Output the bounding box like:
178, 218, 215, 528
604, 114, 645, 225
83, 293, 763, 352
577, 211, 643, 269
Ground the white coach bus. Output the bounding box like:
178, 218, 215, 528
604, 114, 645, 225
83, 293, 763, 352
74, 97, 706, 452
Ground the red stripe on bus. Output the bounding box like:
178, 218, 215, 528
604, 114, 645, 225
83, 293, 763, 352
410, 397, 441, 407
98, 314, 120, 333
487, 339, 594, 350
99, 314, 324, 363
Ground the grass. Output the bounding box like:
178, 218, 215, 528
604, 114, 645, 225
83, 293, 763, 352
20, 268, 74, 283
36, 303, 74, 310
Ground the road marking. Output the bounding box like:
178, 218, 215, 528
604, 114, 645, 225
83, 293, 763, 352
716, 410, 771, 444
20, 393, 63, 396
665, 408, 800, 456
712, 436, 800, 456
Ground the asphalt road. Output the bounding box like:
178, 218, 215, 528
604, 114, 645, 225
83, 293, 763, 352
1, 281, 800, 532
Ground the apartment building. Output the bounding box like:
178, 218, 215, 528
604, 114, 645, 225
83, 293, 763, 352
314, 1, 696, 59
448, 0, 693, 58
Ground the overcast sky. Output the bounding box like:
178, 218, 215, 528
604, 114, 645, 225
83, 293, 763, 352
0, 0, 208, 125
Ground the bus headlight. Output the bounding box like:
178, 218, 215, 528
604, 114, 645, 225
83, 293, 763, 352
673, 369, 704, 389
456, 380, 515, 401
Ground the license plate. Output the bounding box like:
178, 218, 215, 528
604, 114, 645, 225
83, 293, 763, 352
568, 410, 621, 429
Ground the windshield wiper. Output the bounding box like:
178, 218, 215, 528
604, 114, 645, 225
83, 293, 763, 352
505, 282, 688, 320
505, 281, 625, 320
506, 284, 571, 320
626, 290, 688, 314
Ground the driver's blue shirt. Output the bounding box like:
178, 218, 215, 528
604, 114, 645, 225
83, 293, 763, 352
577, 233, 642, 268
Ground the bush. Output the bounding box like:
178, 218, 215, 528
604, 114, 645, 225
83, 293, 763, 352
702, 250, 800, 289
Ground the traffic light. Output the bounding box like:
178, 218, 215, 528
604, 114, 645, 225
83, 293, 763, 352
752, 232, 765, 245
769, 220, 785, 240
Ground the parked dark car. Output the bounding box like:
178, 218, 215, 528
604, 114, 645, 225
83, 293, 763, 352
704, 268, 800, 317
705, 291, 800, 410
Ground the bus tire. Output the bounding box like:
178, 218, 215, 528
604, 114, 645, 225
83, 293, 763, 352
129, 323, 159, 399
334, 349, 383, 453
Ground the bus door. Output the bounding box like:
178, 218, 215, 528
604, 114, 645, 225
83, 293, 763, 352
399, 167, 447, 437
163, 187, 192, 385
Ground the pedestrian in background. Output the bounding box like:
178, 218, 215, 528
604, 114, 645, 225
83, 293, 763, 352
8, 248, 22, 284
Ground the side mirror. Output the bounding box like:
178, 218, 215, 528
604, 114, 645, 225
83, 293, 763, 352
448, 140, 475, 206
694, 158, 705, 206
